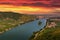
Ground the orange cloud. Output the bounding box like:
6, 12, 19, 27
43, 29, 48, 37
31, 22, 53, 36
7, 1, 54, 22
0, 5, 60, 14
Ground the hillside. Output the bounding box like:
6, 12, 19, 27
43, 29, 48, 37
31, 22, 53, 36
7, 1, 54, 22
29, 19, 60, 40
0, 12, 37, 34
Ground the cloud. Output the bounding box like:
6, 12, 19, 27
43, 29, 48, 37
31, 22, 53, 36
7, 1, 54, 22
22, 2, 50, 7
0, 0, 60, 7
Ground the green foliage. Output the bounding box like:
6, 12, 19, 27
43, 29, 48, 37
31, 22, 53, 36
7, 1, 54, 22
0, 12, 37, 32
30, 20, 60, 40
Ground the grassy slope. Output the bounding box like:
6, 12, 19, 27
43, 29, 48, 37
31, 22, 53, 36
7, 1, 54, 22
30, 19, 60, 40
0, 12, 37, 33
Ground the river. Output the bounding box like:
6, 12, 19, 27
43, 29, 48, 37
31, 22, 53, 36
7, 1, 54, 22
0, 19, 46, 40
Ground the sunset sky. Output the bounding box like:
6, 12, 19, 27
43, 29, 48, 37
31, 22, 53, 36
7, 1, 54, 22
0, 0, 60, 14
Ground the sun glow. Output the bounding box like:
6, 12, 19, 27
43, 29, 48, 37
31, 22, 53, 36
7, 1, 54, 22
0, 5, 60, 14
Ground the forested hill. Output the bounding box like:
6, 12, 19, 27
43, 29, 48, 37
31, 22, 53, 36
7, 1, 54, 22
0, 12, 25, 20
0, 12, 37, 33
0, 12, 37, 20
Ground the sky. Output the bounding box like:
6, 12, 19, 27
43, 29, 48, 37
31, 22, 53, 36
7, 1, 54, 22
0, 0, 60, 14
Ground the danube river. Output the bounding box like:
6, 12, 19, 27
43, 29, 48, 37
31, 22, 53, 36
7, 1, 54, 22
0, 19, 46, 40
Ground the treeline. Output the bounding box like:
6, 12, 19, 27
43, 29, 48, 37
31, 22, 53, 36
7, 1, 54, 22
0, 12, 23, 20
0, 12, 37, 20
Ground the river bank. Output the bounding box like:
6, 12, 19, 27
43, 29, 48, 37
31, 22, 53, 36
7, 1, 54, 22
0, 19, 46, 40
0, 19, 36, 34
0, 12, 37, 34
29, 19, 47, 40
29, 19, 60, 40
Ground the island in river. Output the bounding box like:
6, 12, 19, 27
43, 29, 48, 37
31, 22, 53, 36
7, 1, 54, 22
29, 18, 60, 40
0, 12, 37, 34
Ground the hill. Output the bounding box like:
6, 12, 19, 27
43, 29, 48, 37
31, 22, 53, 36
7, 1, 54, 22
29, 19, 60, 40
0, 12, 37, 34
